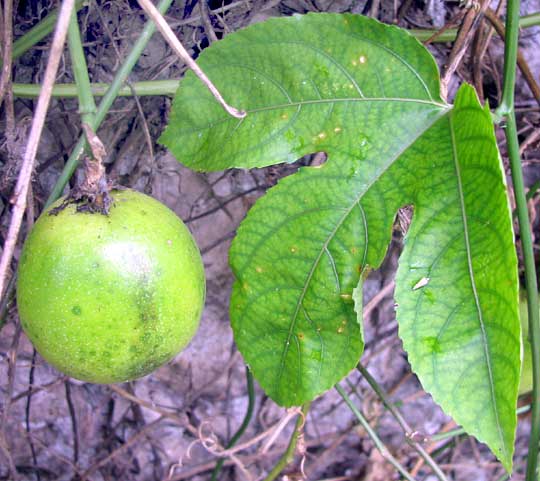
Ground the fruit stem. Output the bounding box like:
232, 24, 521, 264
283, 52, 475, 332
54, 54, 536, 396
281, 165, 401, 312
336, 383, 417, 481
357, 364, 449, 481
67, 8, 97, 123
210, 367, 255, 481
262, 402, 310, 481
45, 0, 175, 208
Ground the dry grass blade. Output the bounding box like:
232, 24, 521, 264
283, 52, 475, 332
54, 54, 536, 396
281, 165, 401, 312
136, 0, 245, 119
0, 0, 77, 299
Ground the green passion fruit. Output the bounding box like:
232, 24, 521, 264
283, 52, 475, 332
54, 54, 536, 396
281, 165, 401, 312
16, 189, 205, 383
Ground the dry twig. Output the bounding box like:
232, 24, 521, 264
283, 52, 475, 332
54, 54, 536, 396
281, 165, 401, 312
198, 0, 218, 43
441, 0, 489, 100
0, 0, 14, 108
80, 417, 165, 480
0, 323, 22, 479
483, 7, 540, 106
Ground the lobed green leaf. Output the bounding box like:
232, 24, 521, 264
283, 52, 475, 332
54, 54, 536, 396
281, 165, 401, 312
161, 13, 520, 471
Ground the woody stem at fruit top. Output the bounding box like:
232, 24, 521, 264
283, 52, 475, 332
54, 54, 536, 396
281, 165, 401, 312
495, 0, 540, 478
65, 11, 112, 214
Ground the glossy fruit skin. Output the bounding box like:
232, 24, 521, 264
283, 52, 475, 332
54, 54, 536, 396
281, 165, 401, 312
17, 189, 205, 383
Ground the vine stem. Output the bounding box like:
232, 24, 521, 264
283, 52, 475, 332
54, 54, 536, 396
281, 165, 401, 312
210, 367, 255, 481
495, 0, 540, 477
511, 111, 540, 481
10, 0, 86, 61
10, 10, 540, 101
45, 0, 174, 207
9, 7, 540, 64
12, 79, 180, 97
67, 8, 96, 124
336, 383, 417, 481
67, 5, 108, 197
410, 11, 540, 41
357, 365, 449, 481
0, 0, 76, 299
136, 0, 245, 119
262, 403, 310, 481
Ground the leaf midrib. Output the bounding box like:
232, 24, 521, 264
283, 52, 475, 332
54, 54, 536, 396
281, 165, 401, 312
448, 113, 508, 462
173, 98, 448, 137
273, 105, 451, 394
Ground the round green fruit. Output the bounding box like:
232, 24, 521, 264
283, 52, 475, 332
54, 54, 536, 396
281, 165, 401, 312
16, 189, 205, 383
